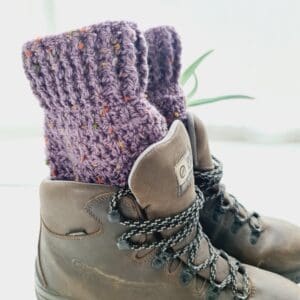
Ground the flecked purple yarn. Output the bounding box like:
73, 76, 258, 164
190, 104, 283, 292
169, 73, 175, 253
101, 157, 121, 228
22, 21, 167, 186
145, 26, 187, 126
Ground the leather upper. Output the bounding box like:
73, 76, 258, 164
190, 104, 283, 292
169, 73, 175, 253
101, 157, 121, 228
36, 120, 300, 299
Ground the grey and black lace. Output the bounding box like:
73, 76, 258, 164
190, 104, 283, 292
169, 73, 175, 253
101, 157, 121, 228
194, 156, 262, 244
107, 186, 250, 299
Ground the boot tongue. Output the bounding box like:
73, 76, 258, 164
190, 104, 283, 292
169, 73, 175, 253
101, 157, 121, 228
128, 120, 246, 289
129, 120, 195, 219
186, 112, 214, 170
187, 113, 250, 219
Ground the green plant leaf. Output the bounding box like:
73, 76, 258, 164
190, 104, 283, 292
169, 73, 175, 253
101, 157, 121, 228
186, 73, 199, 100
187, 95, 254, 107
180, 49, 214, 86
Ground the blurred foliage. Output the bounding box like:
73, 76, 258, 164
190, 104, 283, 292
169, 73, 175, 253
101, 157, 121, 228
180, 50, 254, 107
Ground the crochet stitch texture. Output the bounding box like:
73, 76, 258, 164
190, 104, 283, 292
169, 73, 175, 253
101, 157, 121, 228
145, 26, 187, 126
23, 21, 167, 186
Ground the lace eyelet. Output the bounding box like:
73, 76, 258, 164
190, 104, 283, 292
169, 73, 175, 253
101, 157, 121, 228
151, 252, 170, 270
252, 222, 262, 232
232, 211, 247, 227
250, 230, 261, 245
210, 279, 224, 291
236, 212, 247, 223
151, 256, 165, 270
249, 214, 262, 233
235, 291, 249, 300
207, 285, 221, 299
250, 236, 257, 245
179, 268, 195, 286
116, 238, 130, 250
107, 209, 121, 223
220, 203, 230, 212
252, 212, 260, 218
231, 221, 242, 234
179, 266, 197, 286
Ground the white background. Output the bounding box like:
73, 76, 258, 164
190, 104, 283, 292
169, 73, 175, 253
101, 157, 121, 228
0, 0, 299, 298
1, 0, 300, 137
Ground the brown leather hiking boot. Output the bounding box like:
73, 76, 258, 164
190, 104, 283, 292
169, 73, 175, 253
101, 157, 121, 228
35, 121, 300, 300
186, 112, 300, 284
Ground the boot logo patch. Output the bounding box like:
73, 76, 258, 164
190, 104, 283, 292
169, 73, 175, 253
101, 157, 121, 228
175, 150, 193, 196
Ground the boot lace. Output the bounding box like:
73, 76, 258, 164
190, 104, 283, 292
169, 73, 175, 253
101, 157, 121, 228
194, 156, 263, 244
107, 186, 250, 299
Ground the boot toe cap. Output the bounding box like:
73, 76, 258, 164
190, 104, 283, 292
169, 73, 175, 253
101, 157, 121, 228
260, 217, 300, 275
246, 264, 300, 300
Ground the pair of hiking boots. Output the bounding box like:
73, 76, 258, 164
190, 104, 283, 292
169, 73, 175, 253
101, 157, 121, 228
25, 23, 300, 300
35, 114, 300, 300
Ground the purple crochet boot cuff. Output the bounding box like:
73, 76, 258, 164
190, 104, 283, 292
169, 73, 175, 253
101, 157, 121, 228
145, 26, 187, 125
23, 21, 167, 186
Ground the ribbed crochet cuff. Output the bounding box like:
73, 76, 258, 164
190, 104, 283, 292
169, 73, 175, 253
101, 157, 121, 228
22, 21, 149, 112
145, 26, 186, 125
